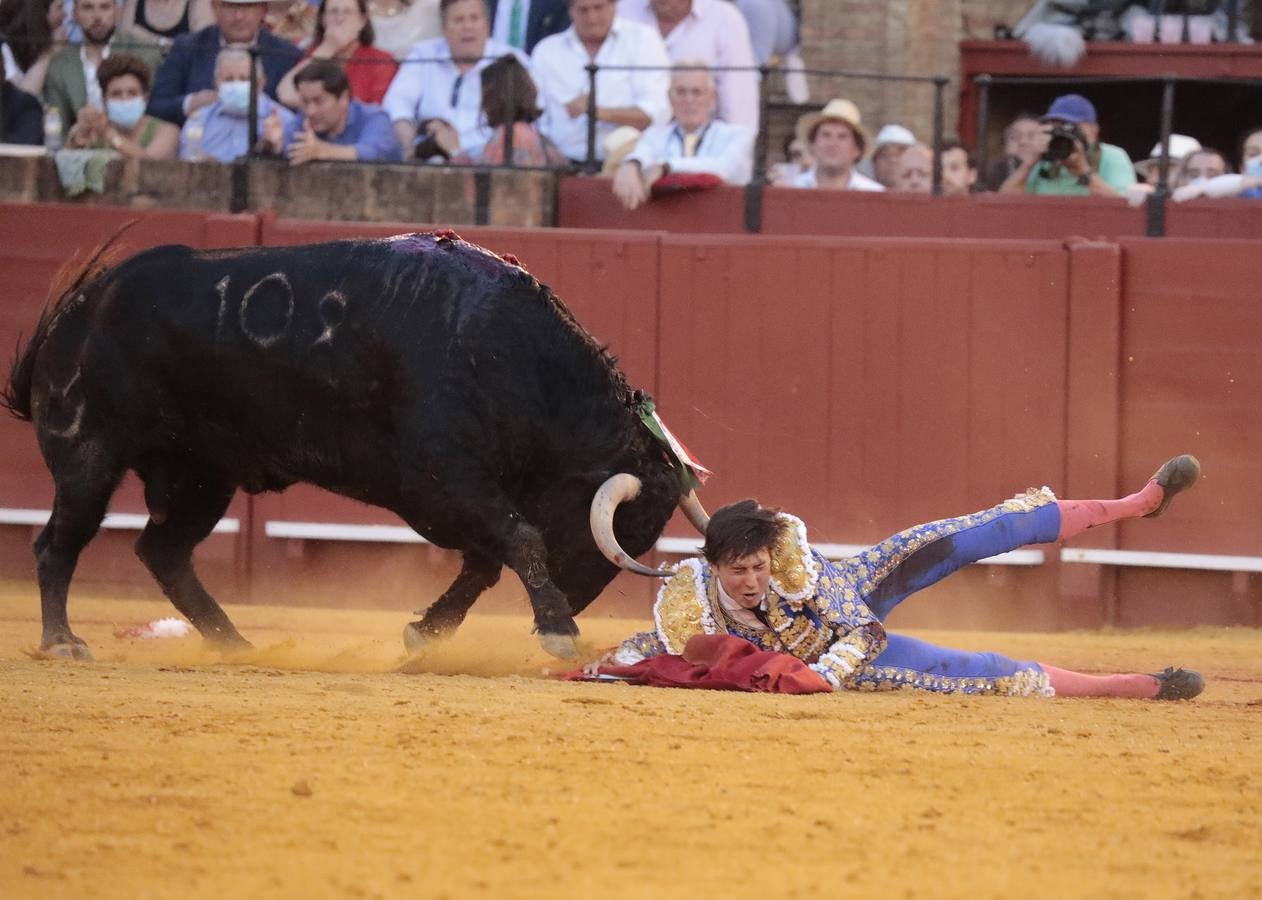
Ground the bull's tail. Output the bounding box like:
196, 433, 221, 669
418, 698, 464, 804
1, 221, 139, 421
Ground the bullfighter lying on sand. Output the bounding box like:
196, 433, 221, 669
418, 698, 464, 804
584, 455, 1205, 699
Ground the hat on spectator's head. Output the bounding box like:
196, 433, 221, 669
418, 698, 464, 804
1041, 94, 1097, 124
873, 123, 916, 149
1148, 134, 1201, 160
796, 98, 871, 157
601, 126, 642, 175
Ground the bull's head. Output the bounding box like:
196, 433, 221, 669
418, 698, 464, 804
589, 474, 710, 577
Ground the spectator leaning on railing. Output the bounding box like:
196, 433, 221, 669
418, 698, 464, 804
1170, 129, 1262, 202
531, 0, 669, 164
789, 97, 882, 192
999, 93, 1135, 198
610, 61, 752, 209
616, 0, 757, 134
43, 0, 162, 143
146, 0, 302, 126
64, 52, 179, 156
178, 43, 295, 160
261, 57, 400, 163
382, 0, 529, 160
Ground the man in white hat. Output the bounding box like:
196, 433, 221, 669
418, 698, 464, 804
147, 0, 302, 124
610, 62, 752, 209
859, 122, 915, 189
789, 98, 882, 191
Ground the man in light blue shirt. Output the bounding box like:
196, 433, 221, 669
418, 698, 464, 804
611, 62, 751, 209
179, 45, 295, 162
261, 59, 402, 165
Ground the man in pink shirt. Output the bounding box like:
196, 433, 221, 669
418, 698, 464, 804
616, 0, 758, 134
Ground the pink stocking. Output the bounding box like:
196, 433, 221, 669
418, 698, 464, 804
1041, 664, 1159, 699
1056, 481, 1164, 541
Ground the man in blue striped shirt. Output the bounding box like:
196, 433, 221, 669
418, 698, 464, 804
610, 61, 751, 210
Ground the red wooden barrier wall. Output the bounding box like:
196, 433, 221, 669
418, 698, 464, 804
1, 203, 1258, 630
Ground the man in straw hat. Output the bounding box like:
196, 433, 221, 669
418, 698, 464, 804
789, 97, 883, 191
147, 0, 301, 125
582, 455, 1206, 700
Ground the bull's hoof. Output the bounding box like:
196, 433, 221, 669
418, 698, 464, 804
42, 641, 94, 662
402, 622, 430, 654
538, 632, 578, 660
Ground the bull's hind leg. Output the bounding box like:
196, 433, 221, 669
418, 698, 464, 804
35, 470, 122, 660
134, 471, 249, 649
402, 550, 500, 652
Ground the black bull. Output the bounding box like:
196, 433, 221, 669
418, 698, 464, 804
2, 231, 700, 661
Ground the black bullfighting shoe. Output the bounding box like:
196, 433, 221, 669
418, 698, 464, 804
1144, 454, 1201, 518
1150, 666, 1205, 700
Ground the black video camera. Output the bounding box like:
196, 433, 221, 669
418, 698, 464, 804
1041, 123, 1088, 164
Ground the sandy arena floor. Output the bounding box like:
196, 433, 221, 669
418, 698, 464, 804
1, 590, 1259, 899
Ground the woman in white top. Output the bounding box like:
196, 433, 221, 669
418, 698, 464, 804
367, 0, 440, 58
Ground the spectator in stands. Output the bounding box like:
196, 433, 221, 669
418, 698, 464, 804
1, 79, 44, 143
616, 0, 757, 133
277, 0, 398, 106
940, 138, 977, 195
1173, 147, 1227, 189
982, 111, 1039, 192
766, 131, 808, 185
64, 52, 179, 156
531, 0, 669, 164
427, 53, 566, 164
1133, 132, 1200, 186
383, 0, 529, 160
147, 0, 303, 125
43, 0, 162, 143
610, 61, 750, 209
178, 44, 295, 160
859, 122, 914, 189
1170, 132, 1262, 202
260, 57, 399, 162
366, 0, 440, 60
1000, 93, 1135, 198
121, 0, 213, 46
893, 142, 930, 193
488, 0, 569, 52
789, 97, 882, 191
0, 0, 67, 96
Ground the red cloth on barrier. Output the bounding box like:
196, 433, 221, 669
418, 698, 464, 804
565, 635, 832, 694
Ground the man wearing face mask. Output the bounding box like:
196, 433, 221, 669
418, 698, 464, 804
43, 0, 162, 143
179, 44, 295, 161
148, 0, 302, 126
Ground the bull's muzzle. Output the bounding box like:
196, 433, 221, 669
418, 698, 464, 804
589, 474, 710, 577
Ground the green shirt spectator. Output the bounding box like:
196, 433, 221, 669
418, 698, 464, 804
1000, 93, 1136, 199
1024, 142, 1136, 196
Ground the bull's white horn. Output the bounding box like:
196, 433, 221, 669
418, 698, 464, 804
590, 474, 674, 577
679, 489, 710, 534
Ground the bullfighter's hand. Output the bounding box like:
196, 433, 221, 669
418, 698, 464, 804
582, 649, 617, 677
565, 93, 589, 119
612, 161, 648, 210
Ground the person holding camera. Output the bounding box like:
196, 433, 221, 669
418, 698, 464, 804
999, 93, 1135, 198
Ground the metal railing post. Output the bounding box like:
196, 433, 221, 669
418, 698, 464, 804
247, 46, 260, 158
1146, 74, 1176, 238
584, 63, 598, 173
931, 76, 947, 196
975, 74, 991, 186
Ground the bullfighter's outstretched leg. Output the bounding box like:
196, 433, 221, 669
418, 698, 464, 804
134, 471, 250, 649
403, 550, 501, 652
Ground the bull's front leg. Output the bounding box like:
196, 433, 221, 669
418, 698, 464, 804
403, 550, 501, 652
504, 522, 580, 660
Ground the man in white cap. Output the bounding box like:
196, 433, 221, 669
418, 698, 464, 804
147, 0, 302, 125
1134, 133, 1201, 185
610, 61, 752, 209
859, 122, 915, 189
789, 98, 882, 191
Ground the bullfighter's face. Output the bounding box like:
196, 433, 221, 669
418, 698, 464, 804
711, 548, 771, 610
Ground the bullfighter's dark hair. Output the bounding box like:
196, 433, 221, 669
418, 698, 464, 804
702, 500, 782, 565
97, 54, 153, 96
294, 58, 351, 97
313, 0, 375, 48
2, 220, 139, 421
